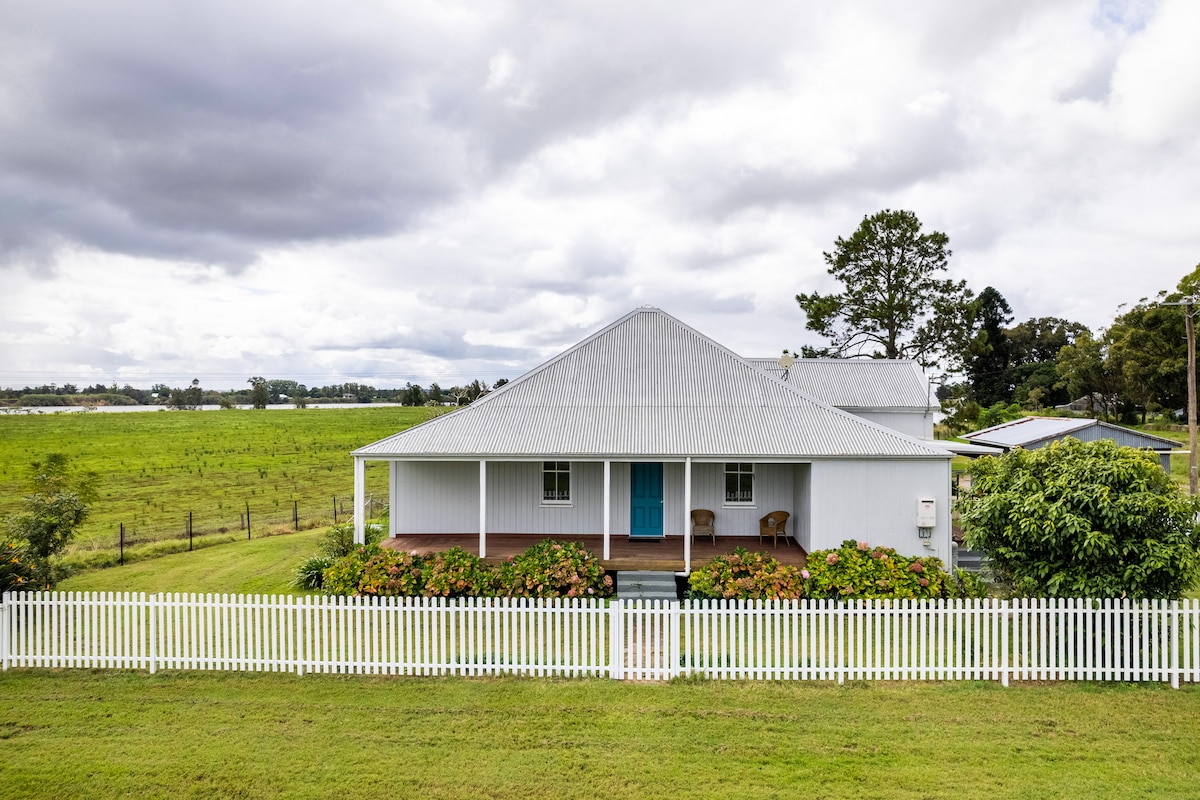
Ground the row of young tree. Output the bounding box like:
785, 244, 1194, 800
0, 377, 508, 409
796, 209, 1200, 433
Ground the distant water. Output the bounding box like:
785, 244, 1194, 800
2, 403, 409, 414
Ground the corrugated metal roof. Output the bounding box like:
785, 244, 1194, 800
963, 416, 1179, 450
355, 308, 950, 460
745, 357, 931, 409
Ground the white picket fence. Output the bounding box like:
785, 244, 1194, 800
3, 592, 1199, 687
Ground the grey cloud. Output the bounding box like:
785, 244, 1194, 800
0, 3, 477, 269
684, 103, 971, 220
315, 327, 527, 364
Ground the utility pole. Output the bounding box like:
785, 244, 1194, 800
1187, 297, 1197, 496
1165, 295, 1198, 495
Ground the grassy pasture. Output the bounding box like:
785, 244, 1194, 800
0, 407, 435, 566
0, 670, 1198, 799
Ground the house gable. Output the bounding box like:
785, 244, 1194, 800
356, 307, 950, 460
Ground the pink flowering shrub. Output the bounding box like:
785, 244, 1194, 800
322, 540, 613, 599
804, 539, 955, 600
323, 544, 427, 597
496, 540, 614, 598
687, 548, 806, 600
422, 547, 489, 597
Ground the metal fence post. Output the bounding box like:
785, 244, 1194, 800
120, 523, 125, 566
246, 503, 251, 540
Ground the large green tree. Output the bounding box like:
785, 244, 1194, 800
1056, 330, 1118, 418
960, 439, 1200, 598
1102, 266, 1200, 419
797, 209, 974, 368
963, 286, 1015, 406
1007, 316, 1089, 409
4, 453, 99, 587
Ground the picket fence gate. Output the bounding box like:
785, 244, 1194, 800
3, 592, 1199, 687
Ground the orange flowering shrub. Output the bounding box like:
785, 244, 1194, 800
1, 540, 43, 593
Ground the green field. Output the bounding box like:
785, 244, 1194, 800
0, 407, 435, 567
0, 670, 1197, 799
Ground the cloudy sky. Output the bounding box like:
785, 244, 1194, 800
2, 0, 1198, 390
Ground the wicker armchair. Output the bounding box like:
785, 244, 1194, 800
690, 509, 716, 544
758, 511, 791, 547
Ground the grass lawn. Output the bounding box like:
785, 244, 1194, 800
0, 670, 1197, 799
0, 407, 435, 568
55, 528, 325, 596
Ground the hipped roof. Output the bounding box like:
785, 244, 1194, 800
745, 357, 931, 410
354, 307, 951, 460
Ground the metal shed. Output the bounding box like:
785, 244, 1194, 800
962, 416, 1179, 471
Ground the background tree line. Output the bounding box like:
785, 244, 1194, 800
0, 377, 509, 409
797, 209, 1200, 435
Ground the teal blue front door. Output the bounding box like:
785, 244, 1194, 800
630, 462, 664, 538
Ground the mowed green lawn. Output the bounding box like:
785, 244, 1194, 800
55, 528, 325, 595
0, 670, 1197, 800
0, 407, 435, 562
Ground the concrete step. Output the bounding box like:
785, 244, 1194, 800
616, 570, 680, 601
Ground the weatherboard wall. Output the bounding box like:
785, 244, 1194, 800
845, 410, 933, 439
808, 459, 951, 563
388, 459, 809, 539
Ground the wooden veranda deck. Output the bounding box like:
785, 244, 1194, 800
381, 534, 808, 572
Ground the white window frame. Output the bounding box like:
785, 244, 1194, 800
723, 462, 755, 506
542, 461, 572, 506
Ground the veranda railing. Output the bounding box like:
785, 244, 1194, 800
2, 593, 1198, 687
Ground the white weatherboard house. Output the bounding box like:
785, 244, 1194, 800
351, 307, 955, 572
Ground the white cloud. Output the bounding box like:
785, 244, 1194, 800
2, 0, 1199, 389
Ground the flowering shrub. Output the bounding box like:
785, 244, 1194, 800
320, 540, 612, 599
497, 540, 613, 598
804, 540, 951, 600
687, 548, 806, 600
422, 547, 489, 597
322, 544, 427, 597
358, 549, 426, 596
1, 540, 44, 593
